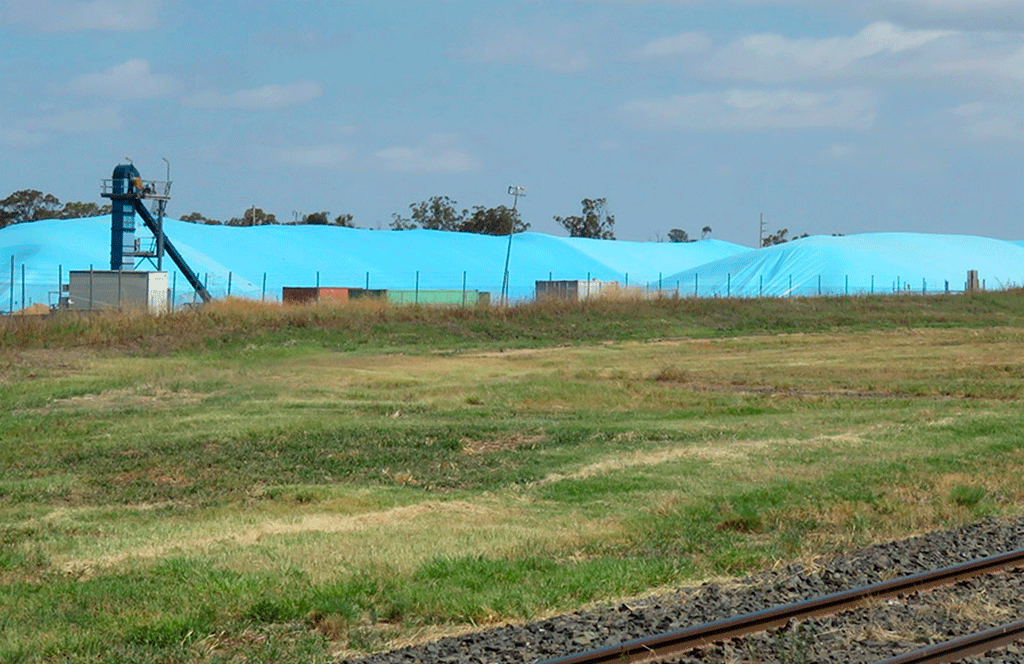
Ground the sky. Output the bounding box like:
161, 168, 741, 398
2, 0, 1023, 247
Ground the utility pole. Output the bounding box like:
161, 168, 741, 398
501, 185, 526, 306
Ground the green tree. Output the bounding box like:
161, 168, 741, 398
761, 228, 809, 247
554, 198, 615, 239
181, 212, 222, 225
59, 201, 111, 219
459, 205, 528, 236
0, 190, 62, 228
667, 228, 691, 243
333, 213, 355, 227
226, 207, 277, 226
301, 211, 330, 225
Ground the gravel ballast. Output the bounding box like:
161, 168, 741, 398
340, 515, 1024, 664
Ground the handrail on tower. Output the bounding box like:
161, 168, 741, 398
100, 163, 212, 303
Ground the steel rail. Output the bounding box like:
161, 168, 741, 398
873, 618, 1024, 664
534, 548, 1024, 664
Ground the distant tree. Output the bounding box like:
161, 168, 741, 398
59, 201, 111, 219
301, 211, 330, 225
333, 213, 355, 227
226, 207, 277, 226
389, 196, 467, 231
761, 228, 809, 247
412, 196, 466, 231
459, 205, 528, 236
0, 190, 62, 228
701, 225, 712, 239
389, 211, 416, 230
181, 211, 222, 225
554, 198, 615, 240
667, 228, 691, 243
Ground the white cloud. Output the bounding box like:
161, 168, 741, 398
186, 81, 324, 110
372, 134, 482, 174
278, 144, 355, 168
618, 88, 878, 131
821, 142, 860, 161
944, 101, 1024, 141
700, 22, 959, 83
26, 106, 123, 134
1, 0, 161, 32
68, 59, 178, 100
633, 31, 712, 59
459, 23, 591, 73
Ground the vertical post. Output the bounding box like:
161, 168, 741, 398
21, 265, 25, 314
462, 271, 467, 307
415, 271, 419, 304
727, 273, 731, 298
366, 271, 370, 289
262, 273, 266, 301
172, 271, 177, 311
118, 268, 122, 308
9, 256, 13, 314
316, 271, 320, 289
789, 275, 792, 297
871, 275, 874, 294
759, 275, 763, 298
922, 278, 926, 295
59, 265, 62, 308
501, 185, 526, 306
89, 265, 94, 310
694, 273, 698, 297
625, 273, 628, 288
845, 275, 849, 295
228, 272, 232, 296
818, 275, 821, 296
659, 272, 663, 292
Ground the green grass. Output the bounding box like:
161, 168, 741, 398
3, 294, 1024, 662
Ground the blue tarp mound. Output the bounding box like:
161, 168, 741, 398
3, 219, 1023, 309
665, 233, 1024, 297
0, 217, 749, 308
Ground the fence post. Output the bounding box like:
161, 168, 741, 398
871, 275, 874, 294
845, 275, 849, 295
694, 273, 698, 297
727, 273, 731, 297
9, 256, 14, 314
759, 275, 763, 298
366, 271, 370, 289
415, 271, 419, 304
172, 272, 176, 311
21, 264, 26, 313
316, 271, 320, 289
89, 265, 94, 310
262, 273, 266, 301
462, 271, 467, 307
818, 275, 821, 296
228, 272, 232, 296
922, 278, 926, 295
789, 275, 792, 297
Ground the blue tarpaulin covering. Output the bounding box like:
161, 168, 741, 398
2, 218, 1022, 310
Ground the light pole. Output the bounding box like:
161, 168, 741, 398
157, 157, 170, 270
501, 185, 526, 305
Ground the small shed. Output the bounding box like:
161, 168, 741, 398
535, 279, 621, 301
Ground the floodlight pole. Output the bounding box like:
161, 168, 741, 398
501, 185, 526, 306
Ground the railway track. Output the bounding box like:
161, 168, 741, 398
535, 548, 1024, 664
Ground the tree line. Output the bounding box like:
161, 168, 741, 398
5, 189, 802, 243
0, 190, 111, 229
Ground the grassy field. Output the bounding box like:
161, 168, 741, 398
2, 294, 1024, 663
